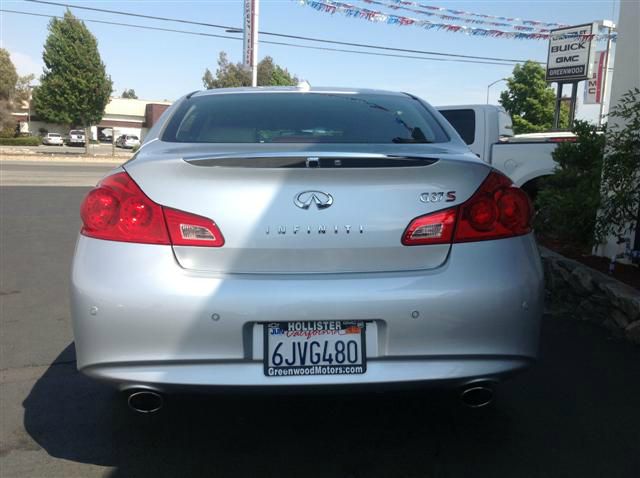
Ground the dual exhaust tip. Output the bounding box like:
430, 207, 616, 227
459, 383, 495, 408
124, 383, 495, 413
126, 389, 164, 414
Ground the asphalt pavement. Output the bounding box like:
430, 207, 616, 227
0, 160, 121, 187
1, 162, 639, 477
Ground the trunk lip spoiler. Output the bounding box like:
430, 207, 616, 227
182, 152, 439, 168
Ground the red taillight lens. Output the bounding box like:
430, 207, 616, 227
81, 172, 169, 244
80, 172, 224, 247
454, 170, 532, 243
402, 170, 532, 246
164, 207, 225, 247
402, 207, 457, 245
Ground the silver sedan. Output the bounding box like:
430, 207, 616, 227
71, 87, 543, 412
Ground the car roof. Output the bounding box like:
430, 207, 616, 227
190, 86, 410, 98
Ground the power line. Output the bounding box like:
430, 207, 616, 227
24, 0, 542, 65
0, 9, 519, 66
2, 9, 243, 41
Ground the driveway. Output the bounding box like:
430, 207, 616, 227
1, 162, 639, 477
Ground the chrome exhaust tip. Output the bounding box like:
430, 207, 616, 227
460, 384, 494, 408
126, 389, 164, 414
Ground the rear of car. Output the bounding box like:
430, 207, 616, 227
68, 129, 86, 147
71, 88, 543, 394
122, 135, 140, 148
42, 133, 63, 145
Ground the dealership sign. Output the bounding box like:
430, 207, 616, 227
546, 23, 597, 82
243, 0, 258, 68
584, 51, 607, 104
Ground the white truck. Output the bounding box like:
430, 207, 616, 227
436, 105, 573, 197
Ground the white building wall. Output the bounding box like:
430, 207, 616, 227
28, 121, 69, 136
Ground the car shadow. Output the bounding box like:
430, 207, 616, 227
23, 345, 513, 478
23, 315, 640, 477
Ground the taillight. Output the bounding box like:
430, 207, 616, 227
402, 170, 532, 246
80, 172, 224, 247
402, 208, 457, 245
81, 172, 170, 244
454, 170, 532, 242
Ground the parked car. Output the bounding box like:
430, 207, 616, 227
42, 133, 63, 146
71, 87, 543, 413
67, 129, 86, 147
98, 129, 113, 142
116, 134, 140, 149
436, 105, 574, 197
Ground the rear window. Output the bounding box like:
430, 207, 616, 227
439, 109, 475, 145
49, 134, 60, 137
70, 130, 84, 135
162, 93, 449, 144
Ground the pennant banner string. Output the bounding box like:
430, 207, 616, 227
298, 0, 616, 42
356, 0, 560, 31
361, 0, 569, 28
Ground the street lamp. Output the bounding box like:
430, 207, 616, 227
487, 78, 508, 104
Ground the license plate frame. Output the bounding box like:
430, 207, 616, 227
263, 320, 367, 377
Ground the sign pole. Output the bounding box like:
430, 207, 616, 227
569, 82, 578, 125
553, 83, 563, 130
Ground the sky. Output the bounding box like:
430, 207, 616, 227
0, 0, 621, 122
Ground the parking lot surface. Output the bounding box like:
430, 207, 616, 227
1, 162, 639, 477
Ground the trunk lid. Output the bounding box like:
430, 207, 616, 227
125, 144, 487, 274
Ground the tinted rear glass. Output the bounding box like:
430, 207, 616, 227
439, 109, 475, 145
70, 130, 84, 135
162, 93, 449, 144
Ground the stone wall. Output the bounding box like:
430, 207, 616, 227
541, 247, 640, 344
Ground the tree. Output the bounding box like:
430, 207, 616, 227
0, 48, 18, 101
121, 88, 138, 99
499, 61, 568, 134
15, 74, 35, 105
32, 10, 112, 151
202, 52, 298, 89
0, 48, 18, 136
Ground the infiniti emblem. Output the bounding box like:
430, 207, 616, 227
294, 191, 334, 210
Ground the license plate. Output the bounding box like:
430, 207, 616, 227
264, 321, 367, 377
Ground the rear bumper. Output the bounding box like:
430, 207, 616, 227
70, 234, 544, 389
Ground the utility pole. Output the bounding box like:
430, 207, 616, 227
243, 0, 259, 87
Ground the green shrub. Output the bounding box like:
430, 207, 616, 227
0, 136, 42, 146
595, 88, 640, 242
535, 120, 605, 251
